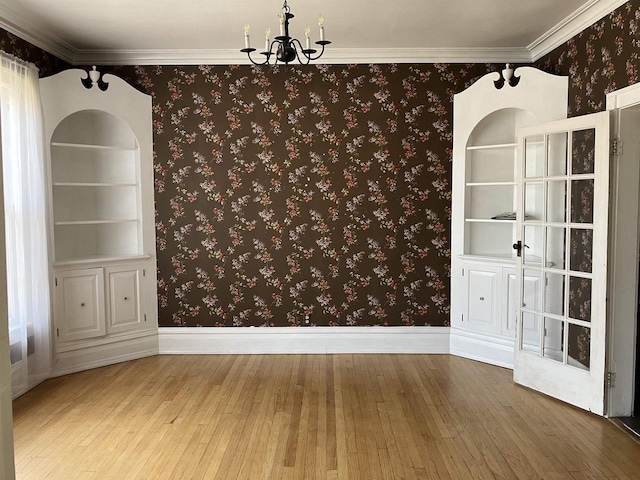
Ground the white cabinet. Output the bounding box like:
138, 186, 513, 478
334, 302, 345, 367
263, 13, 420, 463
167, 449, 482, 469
106, 264, 144, 334
450, 67, 568, 368
55, 268, 105, 343
55, 264, 147, 342
41, 68, 158, 376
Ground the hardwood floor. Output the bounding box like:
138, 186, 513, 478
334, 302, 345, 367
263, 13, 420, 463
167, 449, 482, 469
12, 354, 640, 479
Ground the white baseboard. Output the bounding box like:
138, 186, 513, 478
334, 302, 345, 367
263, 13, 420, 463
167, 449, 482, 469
449, 327, 514, 369
159, 326, 451, 355
52, 332, 159, 377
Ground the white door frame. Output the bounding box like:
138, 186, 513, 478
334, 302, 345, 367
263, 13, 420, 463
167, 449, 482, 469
605, 84, 640, 417
0, 108, 16, 479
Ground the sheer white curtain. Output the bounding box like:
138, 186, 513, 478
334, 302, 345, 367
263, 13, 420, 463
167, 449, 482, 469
0, 51, 51, 398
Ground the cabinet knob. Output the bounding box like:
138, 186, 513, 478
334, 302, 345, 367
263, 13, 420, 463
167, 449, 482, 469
124, 297, 128, 300
479, 297, 485, 301
80, 303, 85, 307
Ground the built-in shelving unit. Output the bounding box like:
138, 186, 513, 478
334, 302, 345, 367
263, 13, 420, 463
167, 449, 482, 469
40, 68, 158, 376
450, 67, 569, 368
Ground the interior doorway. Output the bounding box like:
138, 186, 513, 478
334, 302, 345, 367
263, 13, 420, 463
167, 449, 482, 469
605, 88, 640, 423
635, 293, 639, 415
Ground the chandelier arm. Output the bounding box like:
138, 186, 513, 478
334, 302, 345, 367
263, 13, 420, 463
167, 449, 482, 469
290, 38, 312, 65
306, 41, 331, 61
244, 49, 271, 66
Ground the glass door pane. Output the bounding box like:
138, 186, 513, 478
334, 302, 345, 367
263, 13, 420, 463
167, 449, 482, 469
525, 135, 544, 178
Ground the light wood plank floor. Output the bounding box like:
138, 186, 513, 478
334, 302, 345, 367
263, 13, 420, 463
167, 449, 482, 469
12, 354, 640, 479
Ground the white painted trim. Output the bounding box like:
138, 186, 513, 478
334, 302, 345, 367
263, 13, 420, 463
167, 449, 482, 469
604, 84, 640, 417
72, 47, 533, 66
51, 332, 158, 378
449, 328, 514, 369
0, 0, 625, 65
159, 326, 450, 355
54, 327, 157, 354
529, 0, 628, 61
606, 81, 640, 111
0, 4, 76, 64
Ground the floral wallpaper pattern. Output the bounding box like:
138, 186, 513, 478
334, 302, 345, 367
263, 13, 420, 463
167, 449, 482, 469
0, 29, 68, 75
3, 0, 640, 330
114, 0, 640, 329
537, 0, 640, 116
537, 0, 640, 367
112, 63, 499, 327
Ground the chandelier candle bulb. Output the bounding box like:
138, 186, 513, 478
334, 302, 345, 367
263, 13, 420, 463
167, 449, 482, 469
265, 28, 271, 52
244, 24, 250, 49
305, 26, 311, 49
279, 12, 285, 36
319, 15, 325, 41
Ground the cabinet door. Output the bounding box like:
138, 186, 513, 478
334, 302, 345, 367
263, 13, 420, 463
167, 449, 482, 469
55, 268, 105, 342
463, 265, 501, 334
106, 265, 144, 334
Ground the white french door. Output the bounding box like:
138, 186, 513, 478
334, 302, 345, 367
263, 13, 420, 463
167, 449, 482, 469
514, 112, 610, 415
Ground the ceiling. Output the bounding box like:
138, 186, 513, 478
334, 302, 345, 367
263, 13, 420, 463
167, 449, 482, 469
0, 0, 628, 65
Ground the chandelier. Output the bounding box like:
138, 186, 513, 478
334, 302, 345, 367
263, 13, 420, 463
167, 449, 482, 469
241, 0, 331, 65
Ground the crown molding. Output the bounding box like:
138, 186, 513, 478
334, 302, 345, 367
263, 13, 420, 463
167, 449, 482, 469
529, 0, 629, 61
74, 47, 533, 66
0, 0, 628, 66
0, 4, 75, 64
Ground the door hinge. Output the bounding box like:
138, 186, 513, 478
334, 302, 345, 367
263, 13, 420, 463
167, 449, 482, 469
56, 328, 59, 337
461, 314, 464, 322
607, 371, 616, 388
55, 277, 58, 287
144, 314, 147, 322
143, 269, 146, 277
611, 138, 623, 156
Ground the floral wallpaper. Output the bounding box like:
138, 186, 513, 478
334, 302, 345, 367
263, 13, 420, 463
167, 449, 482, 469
537, 0, 640, 116
111, 63, 498, 327
0, 29, 68, 76
4, 0, 640, 330
537, 0, 640, 368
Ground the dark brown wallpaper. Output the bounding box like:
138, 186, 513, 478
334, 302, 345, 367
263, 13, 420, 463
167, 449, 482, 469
537, 0, 640, 116
0, 29, 69, 76
535, 0, 640, 364
112, 63, 498, 327
5, 0, 638, 329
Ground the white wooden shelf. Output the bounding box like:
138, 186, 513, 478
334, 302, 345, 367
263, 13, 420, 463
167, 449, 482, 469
51, 141, 137, 152
466, 143, 517, 151
465, 218, 516, 224
465, 182, 516, 187
54, 254, 152, 268
459, 254, 517, 264
53, 183, 137, 187
54, 219, 139, 226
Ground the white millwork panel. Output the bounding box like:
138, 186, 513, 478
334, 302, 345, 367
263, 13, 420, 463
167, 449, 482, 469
55, 268, 105, 342
40, 68, 158, 376
463, 264, 500, 334
450, 67, 568, 368
106, 264, 144, 335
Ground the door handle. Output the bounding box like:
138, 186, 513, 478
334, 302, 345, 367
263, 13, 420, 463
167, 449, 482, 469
512, 241, 529, 257
513, 241, 522, 257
